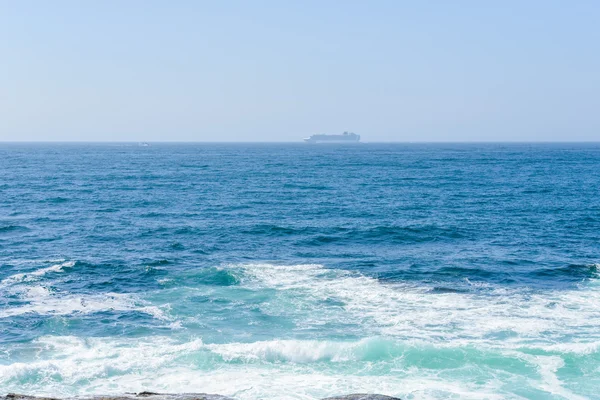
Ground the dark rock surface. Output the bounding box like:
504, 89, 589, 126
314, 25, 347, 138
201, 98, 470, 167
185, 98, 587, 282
322, 395, 401, 400
2, 393, 400, 400
2, 394, 234, 400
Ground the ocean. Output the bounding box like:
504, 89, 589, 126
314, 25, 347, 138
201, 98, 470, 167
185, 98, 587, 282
0, 143, 599, 399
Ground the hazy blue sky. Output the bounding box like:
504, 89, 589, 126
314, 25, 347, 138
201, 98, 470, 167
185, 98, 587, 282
1, 1, 599, 142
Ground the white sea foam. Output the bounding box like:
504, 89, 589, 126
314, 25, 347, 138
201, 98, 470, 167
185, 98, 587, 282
0, 292, 168, 320
0, 261, 75, 288
0, 336, 205, 394
206, 339, 363, 363
518, 353, 589, 400
225, 263, 600, 348
0, 335, 571, 399
0, 260, 168, 320
1, 263, 599, 398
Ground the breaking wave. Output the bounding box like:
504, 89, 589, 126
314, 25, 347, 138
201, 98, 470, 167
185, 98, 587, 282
0, 260, 167, 320
1, 335, 596, 400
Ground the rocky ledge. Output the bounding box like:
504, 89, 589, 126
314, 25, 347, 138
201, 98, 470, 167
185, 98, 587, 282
2, 393, 401, 400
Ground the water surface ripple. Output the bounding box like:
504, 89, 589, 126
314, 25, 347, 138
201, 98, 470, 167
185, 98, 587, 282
1, 143, 599, 399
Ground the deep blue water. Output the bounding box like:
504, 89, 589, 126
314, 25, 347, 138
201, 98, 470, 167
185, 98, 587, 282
1, 143, 599, 399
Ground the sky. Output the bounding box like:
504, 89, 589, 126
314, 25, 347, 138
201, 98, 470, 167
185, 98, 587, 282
1, 0, 599, 142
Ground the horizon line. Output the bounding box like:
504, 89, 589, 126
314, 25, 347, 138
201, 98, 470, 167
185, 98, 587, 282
1, 140, 600, 144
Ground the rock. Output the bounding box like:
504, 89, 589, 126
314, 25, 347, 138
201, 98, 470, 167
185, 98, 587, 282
5, 396, 58, 400
2, 394, 234, 400
2, 393, 400, 400
321, 395, 401, 400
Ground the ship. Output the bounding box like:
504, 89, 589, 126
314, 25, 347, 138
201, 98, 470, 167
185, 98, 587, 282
303, 131, 360, 143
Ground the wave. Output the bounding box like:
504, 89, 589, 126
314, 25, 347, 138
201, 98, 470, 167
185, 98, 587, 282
0, 261, 75, 288
0, 260, 168, 320
529, 263, 599, 280
0, 291, 167, 320
207, 337, 600, 364
0, 224, 31, 235
161, 267, 240, 287
220, 223, 467, 244
207, 339, 371, 363
431, 266, 498, 279
0, 335, 595, 399
299, 224, 466, 246
238, 225, 350, 238
46, 196, 69, 203
240, 224, 309, 236
221, 263, 600, 342
378, 262, 599, 288
358, 225, 465, 241
429, 286, 469, 294
146, 259, 171, 267
4, 261, 599, 344
282, 183, 333, 190
1, 261, 599, 399
205, 337, 498, 364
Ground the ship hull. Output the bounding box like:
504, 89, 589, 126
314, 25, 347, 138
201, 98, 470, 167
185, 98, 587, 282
304, 139, 361, 143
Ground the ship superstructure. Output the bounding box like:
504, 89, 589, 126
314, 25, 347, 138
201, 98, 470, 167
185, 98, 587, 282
304, 131, 360, 143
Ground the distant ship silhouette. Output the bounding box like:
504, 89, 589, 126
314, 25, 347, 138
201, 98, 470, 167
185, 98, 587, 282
304, 131, 360, 143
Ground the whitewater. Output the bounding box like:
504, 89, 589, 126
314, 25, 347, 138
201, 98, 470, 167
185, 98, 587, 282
2, 261, 599, 399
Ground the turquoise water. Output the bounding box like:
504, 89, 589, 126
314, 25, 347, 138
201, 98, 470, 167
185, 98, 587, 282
1, 143, 599, 399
